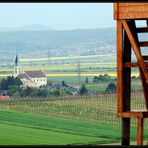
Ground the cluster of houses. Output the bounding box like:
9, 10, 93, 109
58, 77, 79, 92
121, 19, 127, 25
47, 83, 79, 95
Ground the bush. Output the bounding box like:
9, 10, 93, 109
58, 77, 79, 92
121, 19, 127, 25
53, 90, 60, 96
93, 74, 111, 83
62, 81, 66, 86
79, 84, 88, 95
8, 85, 22, 97
21, 86, 36, 97
37, 89, 48, 97
105, 82, 117, 93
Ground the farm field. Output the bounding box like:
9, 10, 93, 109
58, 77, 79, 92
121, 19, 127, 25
0, 53, 140, 89
0, 91, 148, 145
0, 110, 110, 145
20, 54, 115, 62
0, 108, 140, 145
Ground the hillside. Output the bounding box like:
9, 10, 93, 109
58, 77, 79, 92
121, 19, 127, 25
0, 28, 116, 64
1, 27, 148, 66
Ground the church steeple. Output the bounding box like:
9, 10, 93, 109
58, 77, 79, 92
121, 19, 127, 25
14, 51, 22, 77
15, 53, 18, 66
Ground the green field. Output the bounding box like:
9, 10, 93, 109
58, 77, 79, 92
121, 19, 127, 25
0, 109, 120, 145
0, 91, 148, 145
0, 109, 141, 145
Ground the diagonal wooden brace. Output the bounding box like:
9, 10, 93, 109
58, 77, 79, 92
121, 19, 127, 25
128, 20, 148, 110
121, 20, 148, 83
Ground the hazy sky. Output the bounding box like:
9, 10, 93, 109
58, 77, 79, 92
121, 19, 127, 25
0, 3, 115, 30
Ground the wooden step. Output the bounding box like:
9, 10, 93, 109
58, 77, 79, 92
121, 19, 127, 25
118, 110, 148, 118
137, 27, 148, 33
139, 41, 148, 47
124, 62, 148, 67
143, 56, 148, 60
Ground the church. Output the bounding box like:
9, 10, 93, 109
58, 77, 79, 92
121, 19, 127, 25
13, 54, 47, 88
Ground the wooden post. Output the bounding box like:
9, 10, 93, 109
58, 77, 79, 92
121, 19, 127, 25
117, 20, 124, 113
121, 23, 131, 146
137, 118, 144, 145
114, 4, 148, 146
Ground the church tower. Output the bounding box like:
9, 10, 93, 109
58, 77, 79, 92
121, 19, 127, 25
13, 52, 22, 77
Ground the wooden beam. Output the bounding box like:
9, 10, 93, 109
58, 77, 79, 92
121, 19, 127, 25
136, 27, 148, 33
121, 20, 148, 83
130, 20, 148, 110
137, 118, 144, 145
117, 20, 124, 113
118, 111, 148, 118
143, 56, 148, 61
124, 62, 148, 68
139, 41, 148, 47
123, 27, 131, 113
121, 27, 131, 146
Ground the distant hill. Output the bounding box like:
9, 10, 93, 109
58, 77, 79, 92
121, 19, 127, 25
0, 27, 117, 64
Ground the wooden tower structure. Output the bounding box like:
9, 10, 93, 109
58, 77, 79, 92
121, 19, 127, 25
114, 3, 148, 145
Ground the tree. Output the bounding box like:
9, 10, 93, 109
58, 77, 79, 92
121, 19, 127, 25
93, 74, 111, 83
22, 86, 34, 97
15, 77, 23, 86
8, 85, 22, 97
85, 77, 88, 83
62, 80, 66, 86
1, 79, 8, 90
37, 89, 48, 97
53, 90, 60, 96
105, 82, 117, 93
0, 76, 22, 90
79, 84, 88, 95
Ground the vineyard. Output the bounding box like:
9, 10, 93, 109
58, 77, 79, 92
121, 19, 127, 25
0, 90, 147, 127
1, 90, 148, 144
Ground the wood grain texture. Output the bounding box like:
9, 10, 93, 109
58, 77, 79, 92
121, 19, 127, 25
121, 28, 131, 146
118, 111, 148, 118
124, 62, 148, 68
137, 118, 143, 145
121, 20, 148, 83
129, 20, 148, 110
117, 21, 124, 113
114, 3, 148, 20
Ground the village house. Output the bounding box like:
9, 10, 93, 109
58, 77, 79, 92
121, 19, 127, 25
13, 54, 47, 88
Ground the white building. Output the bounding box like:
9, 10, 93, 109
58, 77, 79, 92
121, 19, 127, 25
13, 54, 47, 88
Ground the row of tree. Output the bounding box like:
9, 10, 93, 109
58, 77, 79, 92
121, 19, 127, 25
79, 82, 117, 95
0, 76, 117, 98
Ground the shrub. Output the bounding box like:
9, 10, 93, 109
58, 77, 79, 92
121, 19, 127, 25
105, 82, 117, 93
93, 74, 111, 83
79, 84, 88, 95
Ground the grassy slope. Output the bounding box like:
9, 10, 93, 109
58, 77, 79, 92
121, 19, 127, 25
0, 123, 104, 145
0, 109, 122, 145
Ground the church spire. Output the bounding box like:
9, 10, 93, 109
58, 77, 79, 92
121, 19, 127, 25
14, 51, 22, 77
15, 53, 18, 66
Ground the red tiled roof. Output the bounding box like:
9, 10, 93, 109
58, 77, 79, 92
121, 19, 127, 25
0, 96, 11, 100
